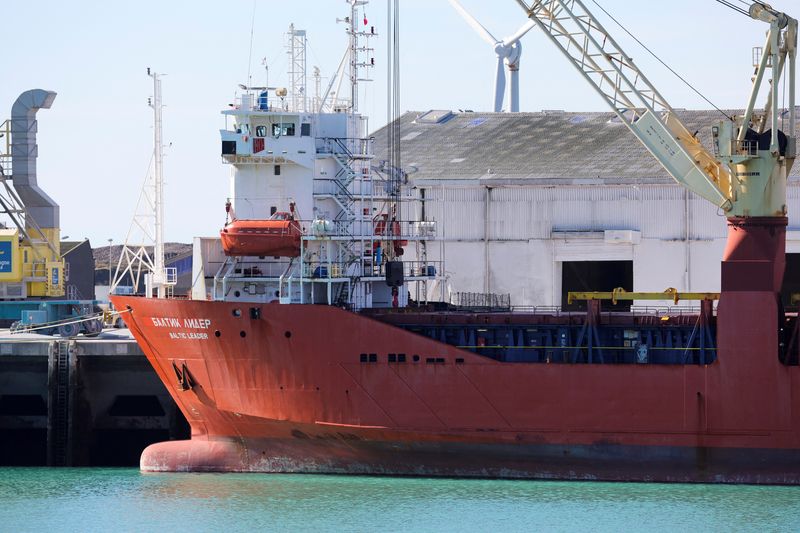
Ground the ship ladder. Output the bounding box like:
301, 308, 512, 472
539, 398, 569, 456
49, 340, 72, 466
335, 281, 351, 307
332, 152, 357, 221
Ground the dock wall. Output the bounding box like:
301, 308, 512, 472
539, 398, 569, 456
0, 337, 187, 466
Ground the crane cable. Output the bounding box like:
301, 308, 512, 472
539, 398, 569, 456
387, 0, 401, 220
713, 0, 750, 17
590, 0, 734, 121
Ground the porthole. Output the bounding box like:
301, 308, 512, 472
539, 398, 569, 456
234, 290, 241, 297
285, 331, 292, 338
240, 331, 247, 338
232, 309, 242, 317
214, 330, 221, 337
413, 354, 420, 362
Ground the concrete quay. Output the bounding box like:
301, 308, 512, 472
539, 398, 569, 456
0, 329, 187, 466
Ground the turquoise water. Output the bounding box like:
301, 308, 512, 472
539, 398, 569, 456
0, 469, 798, 532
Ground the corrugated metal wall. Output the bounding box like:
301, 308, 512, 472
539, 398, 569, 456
421, 182, 754, 242
424, 187, 485, 241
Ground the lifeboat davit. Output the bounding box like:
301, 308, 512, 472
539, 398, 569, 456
220, 212, 302, 257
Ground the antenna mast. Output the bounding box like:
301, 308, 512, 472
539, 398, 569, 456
287, 24, 308, 112
347, 0, 375, 114
313, 66, 321, 112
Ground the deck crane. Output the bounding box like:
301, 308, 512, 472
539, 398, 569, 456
512, 0, 796, 364
512, 0, 795, 216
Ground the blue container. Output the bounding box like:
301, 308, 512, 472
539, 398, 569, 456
425, 265, 436, 276
312, 266, 328, 278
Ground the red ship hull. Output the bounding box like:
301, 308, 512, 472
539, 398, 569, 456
111, 289, 800, 483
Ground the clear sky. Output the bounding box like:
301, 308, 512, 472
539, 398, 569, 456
1, 0, 796, 246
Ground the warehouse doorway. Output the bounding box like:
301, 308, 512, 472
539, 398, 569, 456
781, 253, 800, 308
561, 260, 633, 311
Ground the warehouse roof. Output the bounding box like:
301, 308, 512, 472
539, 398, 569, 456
371, 109, 800, 185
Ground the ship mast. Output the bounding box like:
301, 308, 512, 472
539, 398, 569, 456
346, 0, 373, 115
150, 69, 166, 299
113, 69, 175, 299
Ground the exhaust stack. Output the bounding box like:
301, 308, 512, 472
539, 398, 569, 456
11, 89, 59, 230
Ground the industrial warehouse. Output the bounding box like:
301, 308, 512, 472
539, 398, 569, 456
374, 108, 800, 308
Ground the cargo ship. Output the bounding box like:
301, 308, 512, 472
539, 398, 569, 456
113, 1, 800, 483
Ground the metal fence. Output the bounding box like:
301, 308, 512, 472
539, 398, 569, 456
451, 292, 511, 310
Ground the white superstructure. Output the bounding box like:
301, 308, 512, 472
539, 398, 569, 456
192, 6, 441, 309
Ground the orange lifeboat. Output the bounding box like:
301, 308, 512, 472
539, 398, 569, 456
220, 212, 302, 257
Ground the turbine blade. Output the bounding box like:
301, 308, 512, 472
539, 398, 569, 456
494, 56, 506, 112
502, 19, 537, 46
448, 0, 498, 45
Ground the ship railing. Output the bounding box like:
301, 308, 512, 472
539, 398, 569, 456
219, 213, 435, 241
223, 197, 306, 221
233, 92, 305, 113
312, 179, 416, 200
316, 136, 373, 158
508, 305, 708, 317
304, 219, 437, 241
301, 261, 348, 279
297, 260, 443, 280
208, 259, 295, 280
366, 260, 443, 279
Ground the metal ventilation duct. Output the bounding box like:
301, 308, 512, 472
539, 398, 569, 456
11, 89, 59, 229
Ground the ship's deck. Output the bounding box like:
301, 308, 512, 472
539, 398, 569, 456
363, 304, 719, 365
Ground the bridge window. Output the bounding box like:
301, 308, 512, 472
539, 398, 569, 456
272, 123, 295, 137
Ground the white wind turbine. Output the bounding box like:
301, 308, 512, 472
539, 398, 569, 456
448, 0, 536, 112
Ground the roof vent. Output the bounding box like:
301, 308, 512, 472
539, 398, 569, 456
416, 110, 454, 124
400, 131, 422, 141
465, 117, 488, 128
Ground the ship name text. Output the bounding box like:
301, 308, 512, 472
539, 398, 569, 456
150, 317, 212, 329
